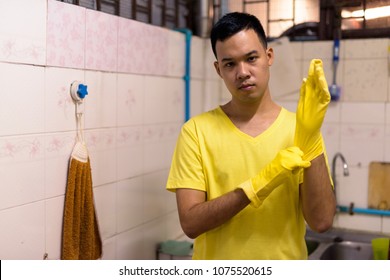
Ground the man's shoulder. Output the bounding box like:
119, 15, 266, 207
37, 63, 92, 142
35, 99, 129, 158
279, 106, 296, 121
186, 107, 222, 125
181, 107, 223, 136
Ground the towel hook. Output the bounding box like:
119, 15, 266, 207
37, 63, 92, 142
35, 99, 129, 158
70, 81, 88, 143
70, 81, 88, 114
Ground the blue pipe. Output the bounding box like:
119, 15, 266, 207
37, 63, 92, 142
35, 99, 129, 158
175, 28, 192, 122
338, 205, 390, 217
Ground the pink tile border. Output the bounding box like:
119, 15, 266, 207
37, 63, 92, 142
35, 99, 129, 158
0, 135, 45, 163
118, 17, 169, 75
86, 9, 118, 72
46, 0, 85, 69
45, 1, 174, 76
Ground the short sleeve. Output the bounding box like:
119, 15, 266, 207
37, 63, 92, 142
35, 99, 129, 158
166, 120, 206, 193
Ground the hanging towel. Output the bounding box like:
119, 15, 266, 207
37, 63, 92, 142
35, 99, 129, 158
61, 139, 102, 260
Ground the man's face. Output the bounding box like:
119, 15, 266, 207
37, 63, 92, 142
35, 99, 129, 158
214, 29, 273, 104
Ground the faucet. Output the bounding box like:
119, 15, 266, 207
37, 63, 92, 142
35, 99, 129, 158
331, 152, 349, 206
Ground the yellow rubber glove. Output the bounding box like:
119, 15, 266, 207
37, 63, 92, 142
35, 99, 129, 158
294, 59, 330, 161
238, 147, 311, 208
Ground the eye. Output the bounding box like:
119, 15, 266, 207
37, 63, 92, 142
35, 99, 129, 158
247, 56, 258, 62
223, 62, 234, 68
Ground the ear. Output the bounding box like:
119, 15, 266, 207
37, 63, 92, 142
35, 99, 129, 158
266, 47, 274, 66
214, 61, 222, 78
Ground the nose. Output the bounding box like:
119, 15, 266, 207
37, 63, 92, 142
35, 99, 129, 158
236, 62, 250, 80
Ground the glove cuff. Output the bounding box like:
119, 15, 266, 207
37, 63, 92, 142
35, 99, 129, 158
238, 170, 285, 209
237, 180, 261, 208
301, 134, 324, 162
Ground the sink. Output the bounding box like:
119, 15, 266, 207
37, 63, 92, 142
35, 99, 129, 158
319, 241, 373, 260
305, 227, 388, 260
305, 238, 320, 255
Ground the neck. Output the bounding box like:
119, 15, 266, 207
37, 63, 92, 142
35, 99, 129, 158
221, 96, 281, 137
222, 91, 278, 121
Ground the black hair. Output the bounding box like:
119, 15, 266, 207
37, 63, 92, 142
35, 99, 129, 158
210, 12, 267, 58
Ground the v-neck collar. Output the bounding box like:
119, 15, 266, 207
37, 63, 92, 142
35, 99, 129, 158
216, 106, 286, 142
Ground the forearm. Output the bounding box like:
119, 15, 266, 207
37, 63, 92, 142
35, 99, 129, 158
300, 154, 336, 233
176, 188, 250, 239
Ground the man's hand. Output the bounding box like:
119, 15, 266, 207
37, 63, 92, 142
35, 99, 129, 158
238, 147, 311, 208
294, 59, 330, 161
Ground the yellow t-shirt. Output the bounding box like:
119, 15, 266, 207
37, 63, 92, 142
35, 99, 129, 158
166, 107, 307, 259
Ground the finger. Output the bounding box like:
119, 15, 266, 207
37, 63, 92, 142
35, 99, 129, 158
319, 78, 331, 103
299, 78, 307, 98
288, 146, 304, 157
318, 75, 329, 91
300, 160, 311, 169
314, 62, 328, 87
292, 160, 311, 174
314, 65, 331, 103
307, 59, 317, 77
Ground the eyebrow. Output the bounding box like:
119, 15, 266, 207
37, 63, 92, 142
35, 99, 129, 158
221, 50, 259, 63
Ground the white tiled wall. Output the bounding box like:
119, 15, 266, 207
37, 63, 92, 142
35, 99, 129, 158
276, 37, 390, 235
0, 0, 215, 260
1, 0, 389, 260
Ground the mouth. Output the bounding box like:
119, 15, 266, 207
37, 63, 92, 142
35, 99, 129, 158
238, 83, 255, 90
